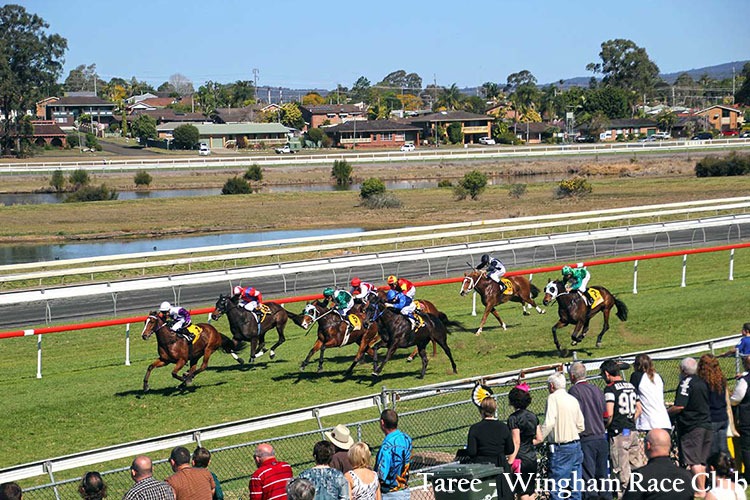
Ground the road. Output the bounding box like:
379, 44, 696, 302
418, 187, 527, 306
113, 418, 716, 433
98, 139, 157, 157
0, 222, 746, 330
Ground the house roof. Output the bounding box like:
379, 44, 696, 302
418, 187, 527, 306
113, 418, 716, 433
156, 122, 292, 135
695, 105, 742, 115
31, 121, 67, 137
300, 104, 364, 115
49, 96, 115, 106
513, 121, 560, 134
127, 110, 206, 122
138, 97, 175, 108
576, 118, 657, 131
326, 120, 421, 133
409, 111, 494, 123
212, 106, 261, 123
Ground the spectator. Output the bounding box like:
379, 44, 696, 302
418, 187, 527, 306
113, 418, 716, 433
287, 479, 316, 500
166, 446, 215, 500
698, 354, 730, 455
705, 452, 744, 500
668, 357, 712, 498
622, 429, 693, 500
630, 354, 671, 432
325, 424, 355, 473
541, 372, 585, 500
568, 362, 611, 500
249, 444, 293, 500
467, 397, 514, 466
124, 456, 175, 500
346, 442, 380, 500
193, 447, 223, 500
78, 472, 107, 500
720, 323, 750, 358
375, 410, 412, 500
299, 441, 350, 500
0, 482, 22, 500
730, 355, 750, 483
507, 385, 542, 500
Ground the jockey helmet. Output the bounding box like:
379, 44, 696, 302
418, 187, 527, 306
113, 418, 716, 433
386, 290, 398, 302
387, 275, 398, 285
323, 287, 335, 298
562, 266, 573, 275
351, 277, 361, 287
233, 285, 242, 295
159, 301, 171, 312
480, 254, 490, 266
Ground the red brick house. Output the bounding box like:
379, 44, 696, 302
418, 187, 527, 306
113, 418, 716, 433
12, 120, 67, 147
300, 104, 366, 129
409, 111, 493, 144
694, 105, 744, 132
325, 120, 421, 149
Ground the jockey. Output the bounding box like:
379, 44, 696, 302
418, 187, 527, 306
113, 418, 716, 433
233, 285, 262, 313
350, 277, 376, 302
387, 275, 416, 299
323, 287, 354, 319
385, 289, 417, 327
476, 254, 508, 293
562, 265, 592, 305
159, 301, 194, 342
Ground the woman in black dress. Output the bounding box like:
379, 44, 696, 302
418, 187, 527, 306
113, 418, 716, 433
507, 386, 542, 500
467, 397, 514, 499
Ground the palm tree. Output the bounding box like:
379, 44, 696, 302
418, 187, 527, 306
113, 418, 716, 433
481, 82, 500, 100
438, 84, 462, 110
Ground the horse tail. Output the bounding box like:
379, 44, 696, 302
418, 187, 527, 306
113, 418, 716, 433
614, 296, 628, 322
529, 283, 540, 299
437, 312, 463, 332
220, 333, 246, 353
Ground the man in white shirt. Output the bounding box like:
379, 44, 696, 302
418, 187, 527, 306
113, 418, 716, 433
542, 372, 586, 500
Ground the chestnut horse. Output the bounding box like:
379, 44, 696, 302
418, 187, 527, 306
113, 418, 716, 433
460, 270, 545, 336
141, 312, 241, 391
543, 280, 628, 354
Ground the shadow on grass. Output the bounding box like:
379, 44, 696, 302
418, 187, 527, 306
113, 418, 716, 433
115, 381, 227, 398
508, 347, 594, 359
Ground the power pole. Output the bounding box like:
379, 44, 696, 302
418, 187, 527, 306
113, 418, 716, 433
433, 74, 437, 111
253, 68, 259, 105
732, 67, 736, 103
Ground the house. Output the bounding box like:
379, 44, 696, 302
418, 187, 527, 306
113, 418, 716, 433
261, 103, 280, 114
575, 118, 658, 141
11, 120, 67, 148
693, 105, 744, 132
409, 111, 493, 144
300, 104, 366, 129
125, 93, 158, 104
126, 109, 206, 125
35, 97, 58, 119
155, 122, 292, 148
212, 106, 262, 124
512, 121, 564, 144
43, 92, 117, 128
126, 97, 176, 113
325, 120, 421, 149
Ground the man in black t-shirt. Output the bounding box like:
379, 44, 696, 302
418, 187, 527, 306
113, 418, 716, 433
667, 357, 712, 496
601, 359, 643, 492
622, 429, 694, 500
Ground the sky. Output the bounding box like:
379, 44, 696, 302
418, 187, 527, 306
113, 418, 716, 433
12, 0, 750, 90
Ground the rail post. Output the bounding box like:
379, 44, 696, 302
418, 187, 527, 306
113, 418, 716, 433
43, 461, 61, 500
472, 291, 477, 316
729, 249, 735, 281
681, 254, 687, 287
125, 323, 131, 366
633, 260, 638, 294
37, 334, 43, 379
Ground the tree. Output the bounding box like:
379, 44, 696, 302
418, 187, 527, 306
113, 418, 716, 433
377, 70, 422, 92
447, 122, 464, 144
168, 73, 194, 96
278, 103, 304, 129
398, 94, 423, 111
306, 127, 327, 145
221, 176, 252, 195
463, 95, 486, 114
69, 168, 90, 188
228, 80, 255, 107
131, 114, 156, 144
481, 82, 501, 100
585, 111, 609, 140
581, 86, 630, 119
63, 63, 103, 93
331, 159, 352, 185
586, 39, 660, 100
134, 170, 152, 187
735, 62, 750, 105
655, 110, 676, 133
504, 70, 537, 93
351, 76, 372, 103
64, 184, 117, 202
459, 170, 488, 200
0, 5, 67, 156
302, 92, 326, 106
360, 177, 386, 199
50, 169, 65, 191
244, 165, 263, 182
437, 84, 462, 110
172, 124, 199, 149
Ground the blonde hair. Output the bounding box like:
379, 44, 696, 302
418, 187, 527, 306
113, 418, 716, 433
480, 397, 497, 418
347, 442, 372, 469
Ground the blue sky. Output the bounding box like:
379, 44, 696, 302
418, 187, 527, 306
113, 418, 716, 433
14, 0, 750, 89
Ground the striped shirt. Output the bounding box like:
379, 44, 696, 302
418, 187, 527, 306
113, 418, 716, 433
249, 460, 293, 500
123, 476, 175, 500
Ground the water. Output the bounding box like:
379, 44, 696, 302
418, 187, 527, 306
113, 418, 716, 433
0, 227, 364, 265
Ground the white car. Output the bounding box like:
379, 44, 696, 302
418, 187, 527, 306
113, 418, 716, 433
653, 132, 671, 140
478, 136, 496, 145
198, 144, 211, 156
400, 143, 415, 152
275, 145, 295, 154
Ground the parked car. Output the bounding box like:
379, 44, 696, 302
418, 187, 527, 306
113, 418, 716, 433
741, 131, 750, 138
275, 144, 295, 154
198, 143, 211, 156
400, 142, 415, 152
653, 131, 671, 140
575, 135, 595, 143
638, 135, 657, 142
722, 130, 739, 137
691, 132, 713, 140
478, 136, 496, 145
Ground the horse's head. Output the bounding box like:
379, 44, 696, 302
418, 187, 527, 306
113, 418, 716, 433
460, 270, 482, 296
300, 302, 320, 330
543, 280, 561, 306
141, 311, 165, 340
212, 294, 230, 321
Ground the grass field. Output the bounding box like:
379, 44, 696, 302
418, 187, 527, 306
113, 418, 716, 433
2, 246, 749, 473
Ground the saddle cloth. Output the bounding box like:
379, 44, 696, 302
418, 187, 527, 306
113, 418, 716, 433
186, 324, 203, 343
587, 288, 603, 308
500, 278, 514, 295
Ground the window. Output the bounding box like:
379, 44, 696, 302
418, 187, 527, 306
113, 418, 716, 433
380, 133, 393, 141
394, 133, 405, 142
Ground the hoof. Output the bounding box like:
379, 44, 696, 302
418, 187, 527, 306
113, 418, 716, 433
540, 309, 546, 314
560, 348, 570, 357
317, 366, 324, 374
300, 364, 307, 371
254, 350, 265, 359
523, 311, 531, 316
475, 329, 482, 336
372, 370, 380, 377
596, 341, 602, 348
184, 377, 194, 387
237, 357, 245, 365
406, 356, 414, 363
502, 323, 507, 331
571, 340, 579, 346
269, 350, 276, 360
143, 386, 149, 393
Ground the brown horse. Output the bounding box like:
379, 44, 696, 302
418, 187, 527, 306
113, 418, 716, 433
141, 312, 241, 391
543, 280, 628, 353
298, 300, 380, 375
460, 270, 545, 336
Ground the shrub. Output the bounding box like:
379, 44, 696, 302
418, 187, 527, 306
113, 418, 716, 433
85, 133, 98, 148
695, 153, 750, 177
236, 136, 248, 149
453, 185, 468, 200
69, 169, 90, 187
64, 184, 118, 203
134, 170, 153, 187
556, 177, 593, 198
173, 124, 200, 150
496, 130, 520, 145
50, 170, 65, 192
307, 128, 327, 145
244, 164, 263, 182
447, 122, 464, 145
331, 159, 352, 185
508, 183, 527, 199
458, 170, 488, 200
361, 193, 403, 209
66, 134, 79, 148
360, 177, 386, 199
221, 176, 252, 195
437, 179, 453, 188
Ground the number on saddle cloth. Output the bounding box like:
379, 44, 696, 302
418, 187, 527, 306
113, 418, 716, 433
500, 278, 513, 295
587, 288, 603, 308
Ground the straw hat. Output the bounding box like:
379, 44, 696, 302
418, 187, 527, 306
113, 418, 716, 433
324, 424, 354, 450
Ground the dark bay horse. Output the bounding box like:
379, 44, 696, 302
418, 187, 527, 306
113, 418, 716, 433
543, 280, 628, 353
367, 294, 457, 379
298, 300, 380, 375
211, 295, 288, 364
460, 270, 545, 336
141, 312, 241, 391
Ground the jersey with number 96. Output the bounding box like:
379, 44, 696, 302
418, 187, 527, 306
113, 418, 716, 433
604, 381, 639, 433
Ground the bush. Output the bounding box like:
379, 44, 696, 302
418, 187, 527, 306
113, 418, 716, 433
458, 170, 488, 200
508, 183, 527, 198
66, 134, 79, 148
453, 185, 468, 200
556, 177, 593, 198
360, 177, 386, 199
50, 170, 65, 192
244, 164, 263, 182
236, 136, 248, 149
85, 133, 98, 148
69, 169, 90, 187
360, 193, 403, 209
447, 122, 464, 145
173, 124, 200, 150
331, 159, 352, 185
221, 176, 252, 195
496, 130, 520, 145
134, 170, 152, 187
437, 179, 453, 188
306, 128, 328, 146
64, 184, 118, 203
695, 153, 750, 177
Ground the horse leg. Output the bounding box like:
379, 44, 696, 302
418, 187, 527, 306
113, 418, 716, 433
432, 339, 437, 358
524, 293, 545, 314
248, 336, 258, 365
300, 339, 323, 371
143, 358, 167, 392
596, 308, 611, 348
416, 339, 430, 379
373, 343, 400, 376
435, 335, 458, 374
407, 346, 419, 363
187, 347, 215, 384
570, 320, 586, 346
476, 304, 493, 336
268, 316, 288, 359
552, 320, 565, 353
255, 323, 267, 359
490, 308, 507, 331
521, 295, 531, 316
171, 358, 188, 387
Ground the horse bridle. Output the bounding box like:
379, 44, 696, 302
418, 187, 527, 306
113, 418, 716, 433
461, 271, 485, 294
141, 313, 174, 341
545, 282, 572, 304
302, 304, 333, 329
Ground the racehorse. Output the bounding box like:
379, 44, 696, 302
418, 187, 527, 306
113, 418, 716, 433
141, 311, 241, 391
366, 293, 457, 379
460, 270, 545, 336
211, 294, 288, 363
543, 280, 628, 353
298, 300, 380, 375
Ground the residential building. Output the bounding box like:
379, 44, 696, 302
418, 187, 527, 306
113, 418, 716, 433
512, 121, 564, 144
300, 104, 366, 129
212, 106, 260, 124
693, 105, 744, 132
409, 111, 493, 144
126, 109, 206, 125
575, 118, 658, 141
325, 120, 421, 149
42, 92, 117, 128
126, 97, 176, 113
35, 97, 58, 119
11, 120, 67, 148
126, 92, 158, 104
155, 122, 291, 148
